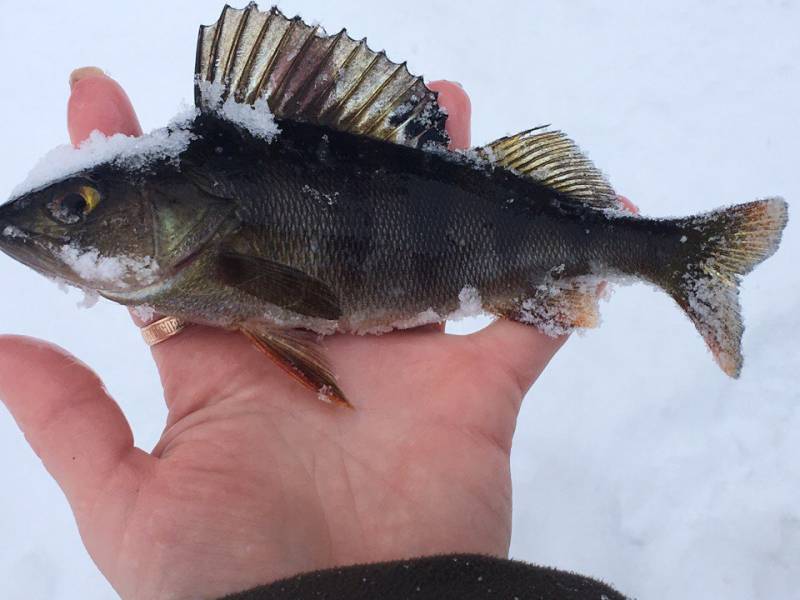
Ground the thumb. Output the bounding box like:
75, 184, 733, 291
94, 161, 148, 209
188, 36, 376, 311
468, 195, 638, 396
0, 336, 149, 518
470, 321, 567, 398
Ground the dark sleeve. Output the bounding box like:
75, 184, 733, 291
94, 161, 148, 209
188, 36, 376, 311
219, 554, 628, 600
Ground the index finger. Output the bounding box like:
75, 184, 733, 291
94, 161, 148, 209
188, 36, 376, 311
68, 67, 142, 146
422, 80, 472, 333
428, 80, 471, 150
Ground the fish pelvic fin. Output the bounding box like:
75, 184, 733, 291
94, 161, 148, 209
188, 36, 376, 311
241, 325, 352, 408
659, 198, 788, 377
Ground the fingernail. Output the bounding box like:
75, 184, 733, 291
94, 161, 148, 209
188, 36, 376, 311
67, 73, 143, 144
69, 66, 107, 90
617, 195, 640, 214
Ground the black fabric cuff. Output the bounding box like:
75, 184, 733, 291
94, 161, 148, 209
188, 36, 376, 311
220, 554, 628, 600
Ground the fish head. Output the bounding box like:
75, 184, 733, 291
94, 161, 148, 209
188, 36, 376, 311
0, 168, 160, 294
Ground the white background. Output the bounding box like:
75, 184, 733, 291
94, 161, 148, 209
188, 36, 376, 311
0, 1, 798, 598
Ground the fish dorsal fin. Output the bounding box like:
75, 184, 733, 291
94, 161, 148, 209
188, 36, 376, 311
481, 127, 618, 210
195, 3, 450, 150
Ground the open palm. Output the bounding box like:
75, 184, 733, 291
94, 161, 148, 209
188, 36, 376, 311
0, 73, 566, 600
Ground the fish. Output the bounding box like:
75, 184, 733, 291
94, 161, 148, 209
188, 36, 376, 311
0, 3, 788, 406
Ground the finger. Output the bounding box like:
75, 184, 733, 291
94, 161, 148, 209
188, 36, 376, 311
0, 336, 149, 516
469, 321, 567, 397
440, 73, 559, 390
63, 70, 305, 418
595, 195, 639, 296
64, 73, 232, 418
66, 73, 156, 328
468, 194, 638, 393
65, 71, 198, 409
63, 70, 252, 421
68, 66, 142, 146
428, 80, 472, 332
617, 194, 639, 214
428, 80, 471, 149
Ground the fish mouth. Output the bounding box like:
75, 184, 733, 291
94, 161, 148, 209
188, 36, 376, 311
0, 223, 171, 297
0, 223, 72, 280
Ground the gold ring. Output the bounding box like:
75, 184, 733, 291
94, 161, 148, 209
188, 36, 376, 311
141, 316, 187, 347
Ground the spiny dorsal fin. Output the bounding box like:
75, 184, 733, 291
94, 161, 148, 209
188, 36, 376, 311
195, 3, 449, 150
481, 127, 618, 210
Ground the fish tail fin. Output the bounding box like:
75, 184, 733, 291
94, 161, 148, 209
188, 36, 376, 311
657, 197, 787, 377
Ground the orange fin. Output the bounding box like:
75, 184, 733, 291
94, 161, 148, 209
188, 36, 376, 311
241, 326, 351, 408
492, 283, 600, 336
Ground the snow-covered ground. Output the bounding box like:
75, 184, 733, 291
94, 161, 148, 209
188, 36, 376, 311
0, 1, 797, 598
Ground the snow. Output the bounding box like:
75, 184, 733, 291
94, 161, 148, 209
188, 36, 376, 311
301, 183, 340, 206
72, 289, 100, 309
58, 244, 159, 288
348, 286, 484, 334
11, 113, 196, 200
47, 275, 101, 310
450, 286, 482, 320
388, 307, 441, 331
130, 304, 156, 323
0, 2, 798, 600
10, 78, 280, 203
197, 79, 281, 141
2, 225, 27, 240
317, 385, 335, 404
516, 276, 605, 337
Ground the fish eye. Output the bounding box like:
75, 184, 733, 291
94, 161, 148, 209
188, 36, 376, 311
48, 185, 102, 224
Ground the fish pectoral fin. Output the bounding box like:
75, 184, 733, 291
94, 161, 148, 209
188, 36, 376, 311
480, 128, 619, 210
492, 283, 600, 336
242, 325, 351, 407
194, 4, 449, 150
218, 251, 342, 320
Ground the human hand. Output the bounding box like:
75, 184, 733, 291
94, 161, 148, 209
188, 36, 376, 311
0, 71, 569, 600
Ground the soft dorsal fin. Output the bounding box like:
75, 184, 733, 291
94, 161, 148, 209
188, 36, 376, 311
482, 127, 619, 210
195, 3, 450, 150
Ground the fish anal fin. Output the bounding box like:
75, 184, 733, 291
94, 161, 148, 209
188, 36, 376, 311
242, 325, 351, 407
492, 283, 600, 337
195, 3, 449, 150
481, 128, 619, 210
218, 251, 342, 321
